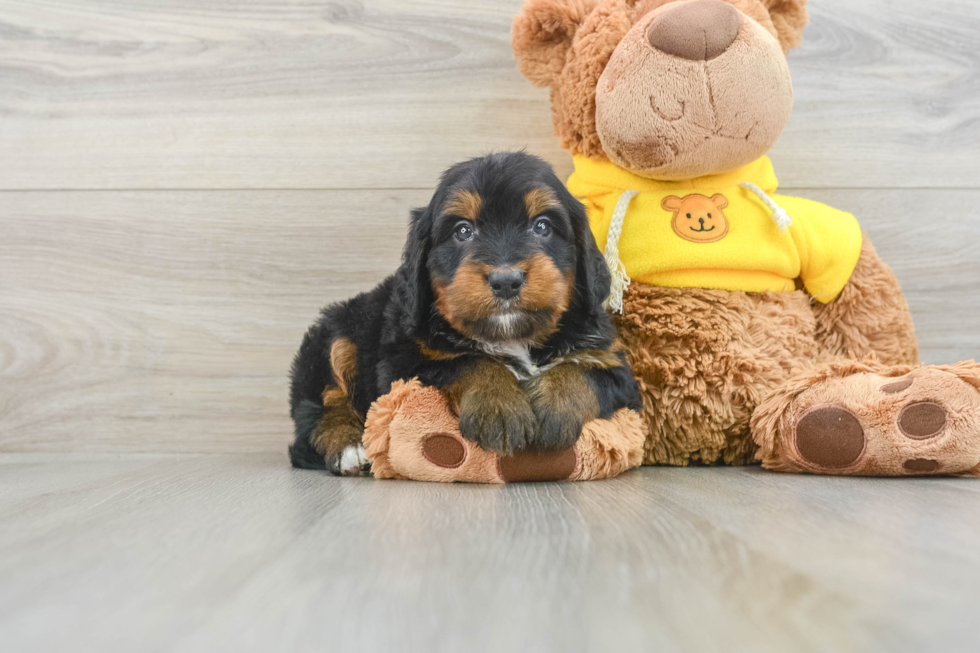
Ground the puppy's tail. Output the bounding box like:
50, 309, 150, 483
288, 399, 328, 470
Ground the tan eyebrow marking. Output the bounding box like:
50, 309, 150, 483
525, 187, 561, 220
329, 338, 357, 395
441, 189, 483, 222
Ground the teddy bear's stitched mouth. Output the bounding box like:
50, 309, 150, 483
650, 97, 685, 122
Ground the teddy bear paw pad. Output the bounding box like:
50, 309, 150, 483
794, 406, 866, 470
422, 434, 467, 469
497, 450, 577, 483
903, 458, 941, 473
897, 402, 947, 440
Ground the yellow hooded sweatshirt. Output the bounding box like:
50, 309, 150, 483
567, 155, 863, 304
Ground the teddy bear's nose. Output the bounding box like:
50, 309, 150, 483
647, 0, 741, 61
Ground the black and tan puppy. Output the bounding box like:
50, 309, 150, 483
289, 152, 641, 475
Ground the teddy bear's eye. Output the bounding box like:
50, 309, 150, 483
708, 213, 712, 219
686, 213, 692, 219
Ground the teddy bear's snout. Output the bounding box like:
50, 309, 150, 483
647, 0, 741, 61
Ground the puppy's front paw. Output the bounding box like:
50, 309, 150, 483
533, 407, 587, 452
325, 444, 372, 477
458, 388, 536, 455
524, 365, 598, 452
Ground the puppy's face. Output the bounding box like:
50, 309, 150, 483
425, 156, 580, 345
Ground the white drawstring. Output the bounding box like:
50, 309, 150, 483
602, 190, 638, 314
739, 182, 792, 233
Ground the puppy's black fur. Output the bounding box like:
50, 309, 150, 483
289, 152, 641, 474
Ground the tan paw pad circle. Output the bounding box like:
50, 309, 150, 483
880, 377, 914, 394
898, 402, 947, 440
498, 450, 577, 483
422, 434, 467, 469
903, 458, 941, 473
795, 406, 866, 469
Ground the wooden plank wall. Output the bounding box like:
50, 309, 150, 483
1, 0, 978, 453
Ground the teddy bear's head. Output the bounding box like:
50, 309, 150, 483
512, 0, 808, 180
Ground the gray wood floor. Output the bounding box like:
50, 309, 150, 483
2, 453, 979, 653
2, 1, 980, 650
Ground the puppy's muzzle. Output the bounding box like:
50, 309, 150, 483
487, 268, 526, 301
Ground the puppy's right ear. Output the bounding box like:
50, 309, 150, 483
512, 0, 596, 88
394, 206, 433, 333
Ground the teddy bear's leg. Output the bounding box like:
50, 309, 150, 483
751, 360, 980, 476
615, 284, 821, 467
812, 236, 919, 366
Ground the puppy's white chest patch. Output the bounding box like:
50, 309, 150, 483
479, 342, 539, 380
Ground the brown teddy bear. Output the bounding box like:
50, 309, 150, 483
512, 0, 980, 475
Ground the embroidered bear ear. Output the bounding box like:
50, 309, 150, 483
662, 196, 683, 212
512, 0, 598, 88
710, 194, 729, 210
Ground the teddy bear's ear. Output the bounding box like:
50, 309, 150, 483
662, 196, 682, 211
761, 0, 809, 52
711, 194, 729, 210
512, 0, 598, 88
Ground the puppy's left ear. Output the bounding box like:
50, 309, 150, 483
566, 190, 610, 316
394, 206, 433, 332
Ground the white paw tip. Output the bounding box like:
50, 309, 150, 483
339, 444, 370, 476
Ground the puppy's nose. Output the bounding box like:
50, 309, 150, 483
647, 0, 740, 61
487, 269, 526, 300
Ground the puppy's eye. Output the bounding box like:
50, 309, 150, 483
532, 218, 552, 237
454, 222, 474, 242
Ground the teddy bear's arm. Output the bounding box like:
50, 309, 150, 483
811, 237, 919, 367
770, 195, 917, 364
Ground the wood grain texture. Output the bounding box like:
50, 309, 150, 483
1, 189, 977, 453
1, 455, 979, 652
772, 0, 980, 189
0, 0, 978, 190
0, 190, 420, 452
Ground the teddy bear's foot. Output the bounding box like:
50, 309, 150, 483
363, 379, 644, 483
753, 361, 980, 476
